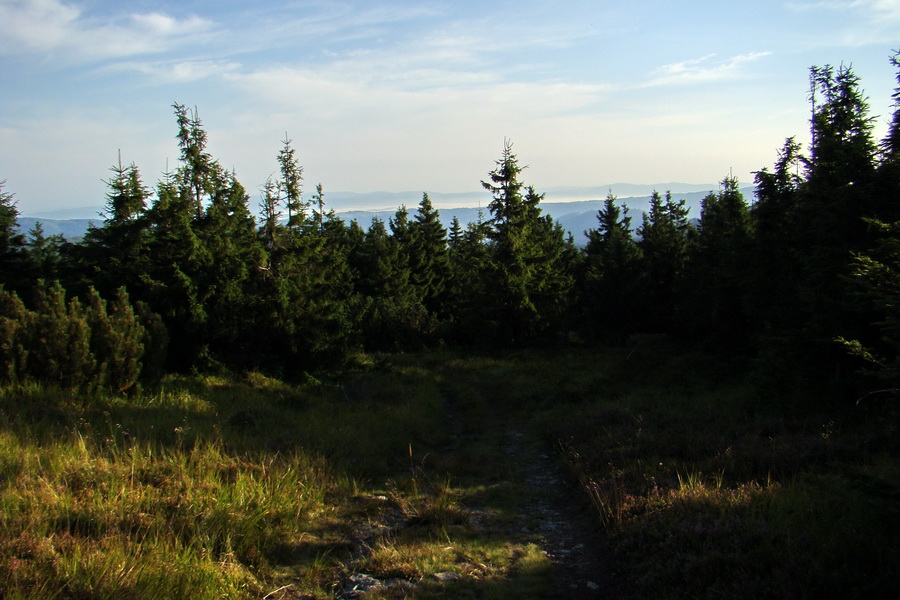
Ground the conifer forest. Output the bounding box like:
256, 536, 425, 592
0, 54, 898, 600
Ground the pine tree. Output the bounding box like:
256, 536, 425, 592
278, 135, 307, 230
794, 64, 880, 386
876, 50, 900, 223
78, 160, 151, 297
173, 103, 222, 219
444, 212, 492, 344
0, 181, 26, 289
196, 172, 266, 364
481, 141, 574, 343
407, 194, 451, 313
683, 176, 752, 345
83, 286, 145, 392
837, 218, 900, 389
26, 222, 66, 281
143, 166, 208, 368
637, 191, 692, 332
26, 281, 95, 390
582, 192, 643, 343
351, 217, 428, 349
0, 285, 29, 383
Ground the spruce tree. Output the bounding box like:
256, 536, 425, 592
582, 192, 643, 343
796, 64, 880, 386
407, 194, 451, 314
637, 191, 692, 332
78, 160, 151, 298
26, 222, 66, 282
682, 176, 752, 346
0, 181, 26, 289
481, 141, 574, 344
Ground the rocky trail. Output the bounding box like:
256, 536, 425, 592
325, 393, 628, 600
501, 429, 625, 600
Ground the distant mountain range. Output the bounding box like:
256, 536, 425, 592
16, 184, 756, 246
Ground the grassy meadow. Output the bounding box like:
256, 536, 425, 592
0, 342, 897, 599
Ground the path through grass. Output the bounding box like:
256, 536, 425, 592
0, 344, 897, 599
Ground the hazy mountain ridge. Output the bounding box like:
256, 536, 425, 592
16, 185, 756, 244
16, 217, 100, 241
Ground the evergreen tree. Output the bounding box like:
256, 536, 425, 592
795, 64, 880, 387
78, 160, 151, 297
195, 172, 265, 364
637, 191, 692, 332
444, 212, 492, 344
837, 218, 900, 388
173, 103, 223, 218
876, 50, 900, 223
0, 285, 29, 383
143, 166, 208, 368
682, 176, 752, 345
750, 138, 806, 341
481, 141, 574, 343
0, 181, 26, 289
582, 192, 643, 343
26, 281, 95, 390
83, 286, 145, 393
407, 194, 451, 314
26, 222, 66, 282
278, 135, 307, 230
351, 217, 428, 349
259, 176, 282, 254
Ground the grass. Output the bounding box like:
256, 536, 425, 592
0, 342, 897, 598
0, 358, 559, 599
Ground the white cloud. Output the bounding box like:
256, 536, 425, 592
0, 0, 215, 61
788, 0, 900, 20
642, 51, 772, 87
105, 59, 241, 84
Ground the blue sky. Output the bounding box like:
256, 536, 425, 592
1, 0, 898, 213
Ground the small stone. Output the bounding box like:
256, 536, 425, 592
344, 573, 383, 596
586, 581, 600, 590
432, 572, 462, 582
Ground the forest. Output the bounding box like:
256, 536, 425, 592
0, 57, 898, 398
0, 55, 898, 599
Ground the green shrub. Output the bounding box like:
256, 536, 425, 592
0, 282, 167, 393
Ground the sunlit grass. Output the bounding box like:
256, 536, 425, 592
1, 345, 896, 599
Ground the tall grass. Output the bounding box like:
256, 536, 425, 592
2, 345, 896, 599
0, 364, 457, 599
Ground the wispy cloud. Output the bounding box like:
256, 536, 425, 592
785, 0, 900, 45
641, 51, 772, 87
787, 0, 900, 19
0, 0, 215, 61
104, 59, 241, 84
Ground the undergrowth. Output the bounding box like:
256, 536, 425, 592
0, 343, 897, 599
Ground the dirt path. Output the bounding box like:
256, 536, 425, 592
326, 381, 629, 599
501, 428, 626, 600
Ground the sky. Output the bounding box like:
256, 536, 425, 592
1, 0, 899, 214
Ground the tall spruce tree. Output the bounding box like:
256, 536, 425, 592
352, 217, 426, 349
682, 176, 752, 346
445, 212, 492, 344
173, 103, 222, 219
407, 193, 451, 314
796, 64, 880, 386
0, 181, 26, 289
637, 191, 692, 332
750, 138, 807, 357
481, 141, 574, 344
582, 192, 643, 343
79, 160, 151, 298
